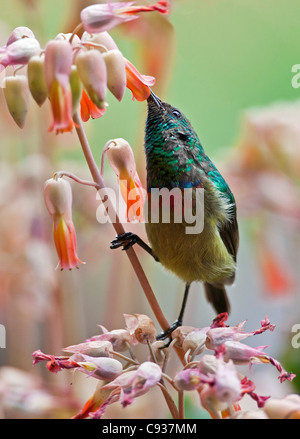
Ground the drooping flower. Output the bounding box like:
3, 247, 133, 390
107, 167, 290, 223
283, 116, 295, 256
103, 361, 162, 407
2, 75, 30, 128
80, 1, 170, 34
125, 58, 155, 101
44, 177, 84, 270
75, 49, 107, 109
44, 40, 74, 133
101, 138, 145, 222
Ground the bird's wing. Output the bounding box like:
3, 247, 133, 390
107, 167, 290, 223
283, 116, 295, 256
219, 211, 239, 263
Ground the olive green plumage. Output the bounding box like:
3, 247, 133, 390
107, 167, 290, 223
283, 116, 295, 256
144, 94, 239, 314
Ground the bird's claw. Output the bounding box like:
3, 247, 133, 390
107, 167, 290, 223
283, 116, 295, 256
156, 319, 182, 348
110, 232, 138, 251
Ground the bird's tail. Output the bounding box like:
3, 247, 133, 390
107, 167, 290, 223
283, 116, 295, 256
204, 283, 231, 314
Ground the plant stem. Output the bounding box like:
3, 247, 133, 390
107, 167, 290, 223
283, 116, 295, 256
73, 112, 170, 333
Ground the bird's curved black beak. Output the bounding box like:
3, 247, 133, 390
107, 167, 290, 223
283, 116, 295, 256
147, 90, 164, 109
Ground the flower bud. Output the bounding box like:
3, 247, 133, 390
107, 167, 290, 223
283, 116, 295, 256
69, 65, 82, 114
27, 55, 48, 106
171, 326, 195, 348
174, 369, 202, 391
197, 354, 218, 375
92, 326, 134, 352
2, 75, 30, 128
63, 340, 113, 358
182, 329, 207, 356
44, 177, 73, 220
214, 359, 241, 405
124, 313, 156, 344
78, 356, 123, 380
75, 49, 107, 108
102, 49, 126, 101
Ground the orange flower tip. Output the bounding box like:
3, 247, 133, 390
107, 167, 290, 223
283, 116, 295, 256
124, 59, 155, 102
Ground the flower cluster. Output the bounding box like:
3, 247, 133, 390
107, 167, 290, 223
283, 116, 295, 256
0, 1, 169, 131
32, 312, 296, 419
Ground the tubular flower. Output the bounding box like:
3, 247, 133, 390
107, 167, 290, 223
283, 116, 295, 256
80, 1, 170, 34
80, 89, 106, 122
44, 177, 84, 270
44, 40, 74, 133
102, 138, 145, 222
206, 316, 275, 350
125, 58, 155, 101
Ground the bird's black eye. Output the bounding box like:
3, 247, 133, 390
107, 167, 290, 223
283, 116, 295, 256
172, 109, 181, 118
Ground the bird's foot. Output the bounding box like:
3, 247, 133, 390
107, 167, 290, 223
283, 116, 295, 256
156, 319, 182, 347
110, 232, 139, 251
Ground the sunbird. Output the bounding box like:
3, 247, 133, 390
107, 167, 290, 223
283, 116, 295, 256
111, 91, 239, 340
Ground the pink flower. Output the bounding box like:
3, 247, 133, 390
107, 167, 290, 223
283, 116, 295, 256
206, 316, 275, 350
89, 325, 135, 352
219, 341, 296, 383
80, 1, 170, 34
63, 340, 113, 357
103, 361, 162, 407
6, 26, 36, 45
44, 40, 74, 133
44, 177, 85, 270
0, 36, 40, 72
